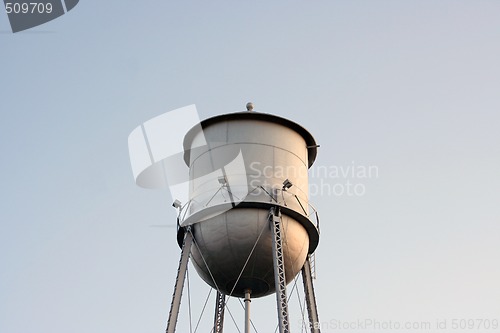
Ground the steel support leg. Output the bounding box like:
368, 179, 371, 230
270, 207, 290, 333
302, 255, 321, 333
213, 291, 226, 333
166, 229, 193, 333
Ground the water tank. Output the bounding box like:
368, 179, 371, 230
178, 111, 319, 298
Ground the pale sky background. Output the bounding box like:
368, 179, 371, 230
1, 1, 499, 333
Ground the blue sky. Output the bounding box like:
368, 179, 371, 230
1, 1, 499, 332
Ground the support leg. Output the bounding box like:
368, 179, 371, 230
213, 291, 226, 333
270, 207, 290, 333
302, 255, 321, 333
166, 229, 193, 333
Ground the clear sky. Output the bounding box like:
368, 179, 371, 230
1, 1, 499, 332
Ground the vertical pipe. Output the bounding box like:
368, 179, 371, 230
244, 289, 251, 333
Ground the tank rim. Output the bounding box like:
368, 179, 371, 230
177, 202, 320, 254
183, 112, 318, 168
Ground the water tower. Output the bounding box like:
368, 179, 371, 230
129, 104, 321, 333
